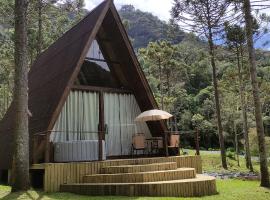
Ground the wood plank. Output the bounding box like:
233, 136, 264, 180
41, 155, 203, 192
71, 85, 132, 94
61, 175, 215, 198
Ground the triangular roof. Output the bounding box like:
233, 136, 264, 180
0, 0, 165, 169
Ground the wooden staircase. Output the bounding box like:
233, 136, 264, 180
60, 161, 217, 197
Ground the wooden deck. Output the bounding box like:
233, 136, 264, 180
83, 168, 196, 183
61, 175, 216, 197
59, 156, 216, 197
31, 155, 202, 192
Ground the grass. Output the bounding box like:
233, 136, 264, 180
0, 180, 269, 200
185, 149, 270, 173
0, 151, 269, 200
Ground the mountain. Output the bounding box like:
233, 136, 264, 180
119, 5, 186, 49
118, 5, 270, 51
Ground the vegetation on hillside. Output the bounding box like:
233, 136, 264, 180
1, 0, 270, 190
138, 36, 270, 154
119, 5, 186, 49
1, 1, 270, 157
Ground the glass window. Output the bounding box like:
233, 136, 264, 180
77, 39, 121, 88
86, 40, 105, 60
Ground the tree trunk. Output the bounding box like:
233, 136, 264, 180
158, 58, 164, 110
11, 0, 30, 191
37, 0, 43, 56
195, 128, 200, 155
237, 46, 253, 171
233, 120, 240, 167
243, 0, 270, 187
208, 28, 227, 169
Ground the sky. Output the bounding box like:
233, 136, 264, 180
84, 0, 173, 21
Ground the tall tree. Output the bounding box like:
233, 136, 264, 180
171, 0, 229, 169
224, 23, 253, 171
139, 40, 186, 112
242, 0, 270, 187
11, 0, 30, 191
37, 0, 43, 56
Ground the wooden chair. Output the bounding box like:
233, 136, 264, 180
168, 134, 180, 156
150, 137, 163, 155
131, 133, 146, 156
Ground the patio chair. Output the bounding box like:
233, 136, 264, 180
131, 133, 146, 156
149, 137, 163, 155
168, 134, 180, 156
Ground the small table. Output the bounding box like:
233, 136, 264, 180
146, 137, 163, 155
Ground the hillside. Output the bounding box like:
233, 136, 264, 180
119, 5, 186, 49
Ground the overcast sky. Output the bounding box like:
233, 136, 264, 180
85, 0, 173, 21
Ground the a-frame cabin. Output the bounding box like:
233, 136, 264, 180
0, 0, 165, 168
0, 1, 217, 197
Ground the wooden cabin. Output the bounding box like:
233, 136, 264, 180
0, 0, 216, 197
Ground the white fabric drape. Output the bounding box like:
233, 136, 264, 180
104, 93, 151, 156
51, 91, 99, 142
51, 91, 151, 157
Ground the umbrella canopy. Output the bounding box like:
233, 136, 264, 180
135, 109, 173, 122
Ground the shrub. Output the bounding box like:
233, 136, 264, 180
226, 147, 235, 153
200, 147, 206, 150
249, 128, 270, 157
226, 151, 235, 160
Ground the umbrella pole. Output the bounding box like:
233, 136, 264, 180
165, 131, 168, 157
164, 119, 169, 157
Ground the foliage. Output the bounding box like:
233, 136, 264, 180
0, 0, 86, 120
1, 1, 270, 154
119, 5, 186, 49
249, 128, 270, 157
226, 151, 235, 160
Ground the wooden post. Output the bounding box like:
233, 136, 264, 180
164, 131, 169, 157
98, 91, 105, 161
195, 129, 200, 155
33, 137, 38, 164
45, 131, 50, 163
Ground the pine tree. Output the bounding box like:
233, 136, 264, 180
242, 0, 270, 187
11, 0, 30, 191
171, 0, 229, 169
224, 23, 253, 172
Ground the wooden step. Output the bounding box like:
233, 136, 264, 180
101, 162, 177, 174
83, 168, 196, 183
61, 174, 217, 197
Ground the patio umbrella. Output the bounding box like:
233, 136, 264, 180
135, 109, 173, 122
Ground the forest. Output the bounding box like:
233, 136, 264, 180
0, 0, 270, 191
122, 4, 270, 157
2, 1, 269, 155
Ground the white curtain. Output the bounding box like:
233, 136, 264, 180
104, 93, 151, 156
51, 91, 99, 142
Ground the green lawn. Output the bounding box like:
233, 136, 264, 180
185, 149, 270, 173
1, 151, 269, 200
0, 180, 269, 200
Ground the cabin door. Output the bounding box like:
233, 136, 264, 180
104, 93, 151, 156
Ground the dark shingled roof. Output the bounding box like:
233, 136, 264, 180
0, 0, 165, 169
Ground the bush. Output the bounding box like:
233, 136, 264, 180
226, 151, 235, 160
249, 128, 270, 157
226, 147, 235, 153
185, 145, 192, 149
200, 147, 206, 150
